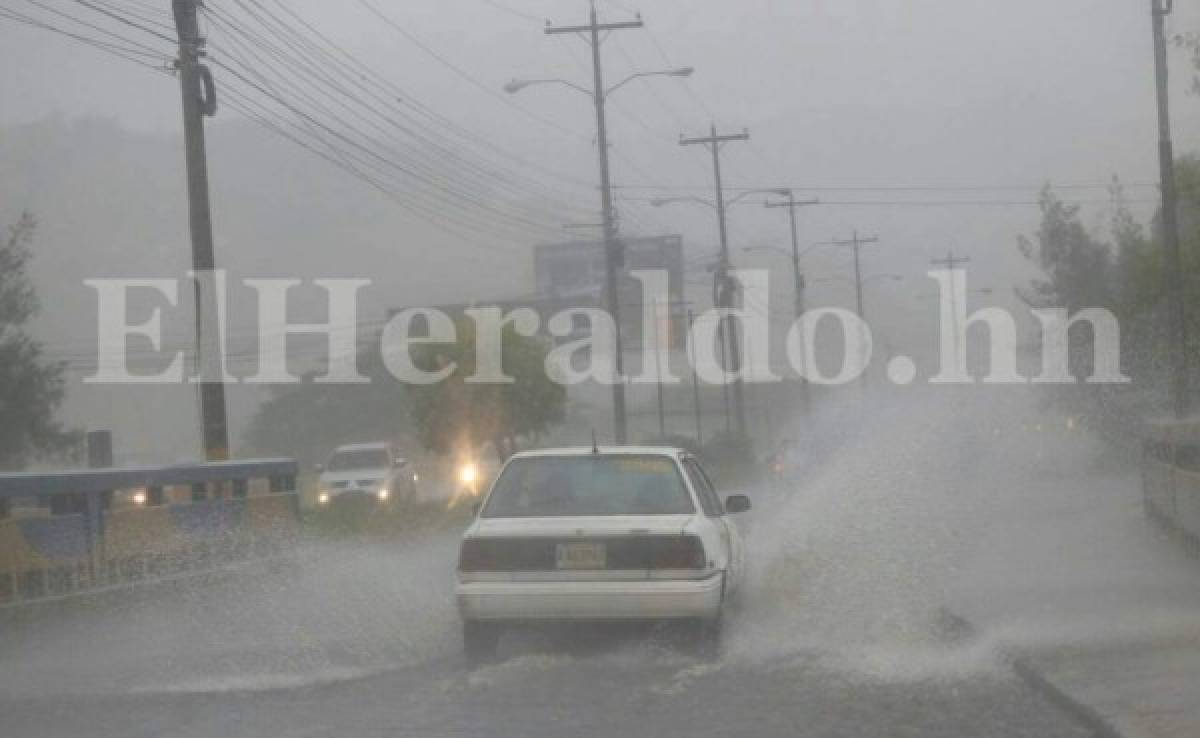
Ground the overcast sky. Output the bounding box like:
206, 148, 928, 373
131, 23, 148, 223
4, 0, 1198, 333
4, 0, 1200, 321
4, 1, 1199, 258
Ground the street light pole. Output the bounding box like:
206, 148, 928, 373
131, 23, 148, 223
765, 192, 819, 411
1151, 0, 1189, 418
517, 3, 692, 444
540, 4, 643, 444
827, 232, 880, 388
687, 308, 704, 445
930, 251, 971, 370
680, 124, 751, 438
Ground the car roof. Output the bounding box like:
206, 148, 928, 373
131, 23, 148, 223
508, 446, 686, 460
333, 442, 392, 453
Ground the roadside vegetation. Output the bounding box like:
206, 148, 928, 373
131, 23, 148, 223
1019, 155, 1200, 444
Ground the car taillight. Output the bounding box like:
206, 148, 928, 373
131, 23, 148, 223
652, 535, 706, 569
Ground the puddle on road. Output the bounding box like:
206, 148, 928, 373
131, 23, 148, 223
1, 537, 462, 698
126, 665, 385, 696
721, 388, 1096, 685
6, 387, 1175, 698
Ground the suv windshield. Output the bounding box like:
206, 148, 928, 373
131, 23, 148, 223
327, 449, 389, 471
482, 455, 694, 518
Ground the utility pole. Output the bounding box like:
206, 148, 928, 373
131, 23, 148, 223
172, 0, 229, 461
681, 124, 750, 438
651, 299, 667, 438
930, 251, 970, 367
687, 308, 704, 444
829, 232, 880, 388
1151, 0, 1189, 418
545, 1, 643, 444
765, 192, 819, 410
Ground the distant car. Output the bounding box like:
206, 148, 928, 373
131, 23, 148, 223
762, 438, 799, 484
455, 446, 751, 661
315, 442, 417, 507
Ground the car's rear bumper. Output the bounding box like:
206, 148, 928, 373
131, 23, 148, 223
456, 572, 724, 622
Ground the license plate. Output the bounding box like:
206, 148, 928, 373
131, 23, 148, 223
555, 542, 606, 569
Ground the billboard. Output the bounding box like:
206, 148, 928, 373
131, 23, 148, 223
533, 235, 686, 350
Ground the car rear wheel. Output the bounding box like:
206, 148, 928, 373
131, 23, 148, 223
463, 621, 501, 664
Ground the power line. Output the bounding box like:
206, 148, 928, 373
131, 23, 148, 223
200, 0, 601, 236
69, 0, 175, 43
618, 195, 1159, 207
0, 5, 172, 69
612, 182, 1161, 192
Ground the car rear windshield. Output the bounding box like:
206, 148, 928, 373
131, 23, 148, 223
327, 449, 389, 471
482, 455, 695, 518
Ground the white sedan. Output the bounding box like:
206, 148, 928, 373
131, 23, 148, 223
455, 446, 750, 661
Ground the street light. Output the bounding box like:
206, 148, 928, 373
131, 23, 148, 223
504, 67, 693, 98
650, 188, 785, 211
650, 195, 714, 209
503, 78, 592, 96
506, 17, 694, 444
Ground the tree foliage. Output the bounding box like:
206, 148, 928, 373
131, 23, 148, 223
1017, 186, 1115, 313
1118, 156, 1200, 373
0, 213, 78, 469
1018, 159, 1200, 418
1179, 31, 1200, 96
243, 348, 412, 467
407, 319, 565, 461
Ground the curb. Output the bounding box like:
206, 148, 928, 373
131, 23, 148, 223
937, 609, 1126, 738
1009, 655, 1125, 738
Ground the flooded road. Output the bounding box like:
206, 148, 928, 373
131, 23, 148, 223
4, 387, 1191, 737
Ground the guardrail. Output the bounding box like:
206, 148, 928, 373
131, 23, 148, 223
0, 459, 299, 605
1142, 419, 1200, 551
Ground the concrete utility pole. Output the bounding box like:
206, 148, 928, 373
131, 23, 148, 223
681, 124, 751, 438
828, 232, 880, 388
687, 308, 703, 444
172, 0, 229, 461
930, 251, 971, 369
543, 2, 644, 445
651, 299, 667, 438
765, 192, 819, 410
1150, 0, 1190, 418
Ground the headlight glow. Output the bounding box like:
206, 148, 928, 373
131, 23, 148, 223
317, 491, 330, 505
459, 462, 478, 485
132, 491, 147, 507
377, 487, 390, 502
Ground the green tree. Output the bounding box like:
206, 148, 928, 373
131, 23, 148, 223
408, 318, 564, 461
243, 348, 412, 467
1116, 157, 1200, 378
0, 213, 78, 468
1018, 186, 1115, 313
1179, 31, 1199, 95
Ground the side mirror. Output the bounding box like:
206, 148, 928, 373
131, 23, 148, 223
313, 463, 324, 473
724, 495, 751, 514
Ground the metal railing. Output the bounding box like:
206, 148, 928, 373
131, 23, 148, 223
1142, 419, 1200, 551
0, 459, 299, 605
